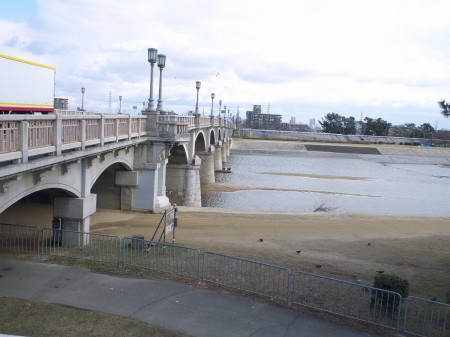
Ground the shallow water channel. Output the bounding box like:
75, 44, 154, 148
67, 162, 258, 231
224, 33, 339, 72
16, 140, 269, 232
202, 152, 450, 216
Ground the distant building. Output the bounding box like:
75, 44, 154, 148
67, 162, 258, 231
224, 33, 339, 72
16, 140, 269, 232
54, 98, 68, 110
290, 117, 296, 124
245, 105, 282, 129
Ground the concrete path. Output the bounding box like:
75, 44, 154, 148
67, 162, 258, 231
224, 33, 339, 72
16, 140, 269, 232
0, 257, 381, 337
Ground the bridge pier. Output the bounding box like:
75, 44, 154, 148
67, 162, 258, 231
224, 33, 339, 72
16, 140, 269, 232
166, 157, 202, 207
130, 134, 172, 212
221, 141, 228, 167
156, 158, 171, 208
198, 148, 215, 184
214, 142, 223, 171
226, 138, 231, 157
53, 194, 97, 245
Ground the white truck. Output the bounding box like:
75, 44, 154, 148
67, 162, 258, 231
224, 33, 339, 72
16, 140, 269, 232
0, 53, 55, 114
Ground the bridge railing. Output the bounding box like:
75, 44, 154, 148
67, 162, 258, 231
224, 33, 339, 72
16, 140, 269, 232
0, 113, 147, 163
156, 114, 234, 138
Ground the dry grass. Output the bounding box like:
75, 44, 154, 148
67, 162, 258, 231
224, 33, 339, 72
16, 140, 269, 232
1, 203, 449, 302
90, 209, 450, 303
0, 296, 191, 337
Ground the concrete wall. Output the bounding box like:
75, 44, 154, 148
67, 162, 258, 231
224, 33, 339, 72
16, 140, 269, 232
233, 128, 441, 146
231, 139, 450, 164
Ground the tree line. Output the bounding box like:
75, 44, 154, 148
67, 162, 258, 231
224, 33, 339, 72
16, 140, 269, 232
319, 112, 435, 137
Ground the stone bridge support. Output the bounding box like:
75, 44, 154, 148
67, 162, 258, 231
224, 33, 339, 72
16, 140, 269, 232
214, 142, 223, 171
198, 147, 215, 184
226, 138, 231, 157
221, 141, 228, 167
131, 142, 171, 212
53, 194, 97, 245
166, 156, 202, 207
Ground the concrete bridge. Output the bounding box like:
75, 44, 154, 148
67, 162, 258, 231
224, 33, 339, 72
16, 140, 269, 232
0, 110, 234, 234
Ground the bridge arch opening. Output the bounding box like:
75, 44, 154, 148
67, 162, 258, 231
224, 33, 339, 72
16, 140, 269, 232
0, 188, 76, 227
91, 162, 131, 210
209, 130, 217, 147
168, 144, 188, 164
195, 132, 207, 154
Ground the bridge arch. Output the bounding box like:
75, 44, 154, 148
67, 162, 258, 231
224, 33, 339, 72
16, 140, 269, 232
168, 143, 188, 164
89, 158, 133, 193
0, 184, 79, 214
195, 132, 207, 154
209, 129, 217, 147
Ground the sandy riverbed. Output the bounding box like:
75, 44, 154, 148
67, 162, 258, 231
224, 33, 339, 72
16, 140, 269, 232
90, 207, 450, 301
0, 201, 449, 301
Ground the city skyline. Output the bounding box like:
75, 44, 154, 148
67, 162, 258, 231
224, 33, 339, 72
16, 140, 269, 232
1, 0, 450, 129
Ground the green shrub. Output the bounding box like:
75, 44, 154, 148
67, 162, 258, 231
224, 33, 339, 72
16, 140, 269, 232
371, 274, 409, 309
373, 273, 409, 298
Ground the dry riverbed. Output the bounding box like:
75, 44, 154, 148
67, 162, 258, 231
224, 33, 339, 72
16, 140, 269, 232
91, 207, 450, 302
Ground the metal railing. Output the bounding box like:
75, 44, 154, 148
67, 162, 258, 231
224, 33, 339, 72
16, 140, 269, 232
121, 237, 200, 279
403, 297, 449, 337
0, 223, 40, 254
292, 271, 403, 331
40, 228, 122, 264
0, 222, 448, 337
202, 252, 291, 302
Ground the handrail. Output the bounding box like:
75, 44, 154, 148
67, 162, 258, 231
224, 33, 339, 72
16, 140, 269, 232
0, 113, 147, 163
0, 112, 235, 164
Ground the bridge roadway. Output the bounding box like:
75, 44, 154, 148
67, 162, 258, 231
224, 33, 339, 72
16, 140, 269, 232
0, 110, 233, 237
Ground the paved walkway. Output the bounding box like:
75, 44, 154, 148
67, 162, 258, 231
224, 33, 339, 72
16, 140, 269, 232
0, 257, 381, 337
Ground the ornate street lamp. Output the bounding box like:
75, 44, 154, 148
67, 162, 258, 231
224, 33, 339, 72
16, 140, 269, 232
218, 100, 222, 119
119, 95, 122, 113
156, 54, 166, 112
81, 87, 85, 111
194, 81, 201, 115
223, 105, 227, 120
210, 93, 215, 117
147, 48, 158, 110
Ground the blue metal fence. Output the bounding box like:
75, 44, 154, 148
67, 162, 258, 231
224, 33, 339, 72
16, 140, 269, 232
0, 223, 448, 337
403, 297, 450, 337
0, 223, 40, 255
40, 228, 122, 264
122, 237, 200, 279
201, 252, 291, 302
292, 271, 402, 332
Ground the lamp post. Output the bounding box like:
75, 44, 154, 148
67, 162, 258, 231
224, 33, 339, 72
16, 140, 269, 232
223, 105, 227, 120
218, 100, 222, 119
119, 95, 122, 113
156, 54, 166, 112
194, 81, 201, 115
147, 48, 158, 111
81, 87, 85, 111
210, 93, 215, 117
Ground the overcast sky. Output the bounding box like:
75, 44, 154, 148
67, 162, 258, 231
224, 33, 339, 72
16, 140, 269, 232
2, 0, 450, 129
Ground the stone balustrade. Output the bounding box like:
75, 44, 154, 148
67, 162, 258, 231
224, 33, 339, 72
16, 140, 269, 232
0, 113, 147, 164
0, 112, 235, 165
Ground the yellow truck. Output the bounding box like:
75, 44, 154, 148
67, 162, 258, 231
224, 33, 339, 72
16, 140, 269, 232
0, 53, 55, 114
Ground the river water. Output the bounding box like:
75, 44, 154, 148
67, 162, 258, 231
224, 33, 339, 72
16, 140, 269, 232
202, 152, 450, 216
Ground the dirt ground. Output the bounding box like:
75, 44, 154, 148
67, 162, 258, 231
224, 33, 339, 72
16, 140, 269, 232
1, 202, 449, 302
90, 207, 450, 302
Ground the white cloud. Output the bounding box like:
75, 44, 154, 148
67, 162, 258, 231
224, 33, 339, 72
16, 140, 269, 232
1, 0, 450, 128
